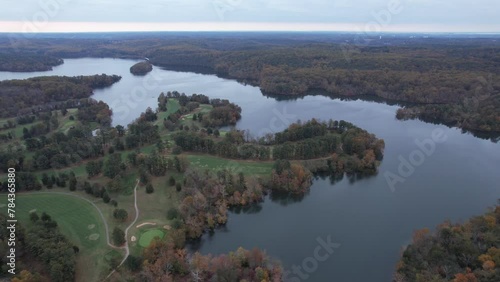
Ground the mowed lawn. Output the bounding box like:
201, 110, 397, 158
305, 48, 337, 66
187, 154, 274, 176
0, 193, 116, 282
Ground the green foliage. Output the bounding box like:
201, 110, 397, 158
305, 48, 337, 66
103, 153, 123, 179
167, 207, 180, 220
125, 255, 143, 272
146, 183, 155, 194
113, 208, 128, 222
112, 227, 126, 246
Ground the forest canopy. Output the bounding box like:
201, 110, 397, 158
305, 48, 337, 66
0, 74, 121, 118
1, 35, 498, 134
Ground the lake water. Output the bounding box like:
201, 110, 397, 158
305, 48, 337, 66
1, 58, 499, 282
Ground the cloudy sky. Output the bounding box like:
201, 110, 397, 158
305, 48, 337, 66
1, 0, 499, 32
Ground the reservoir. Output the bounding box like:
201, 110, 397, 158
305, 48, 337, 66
1, 58, 499, 282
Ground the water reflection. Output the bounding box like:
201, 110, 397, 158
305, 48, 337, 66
269, 190, 309, 206
229, 203, 264, 214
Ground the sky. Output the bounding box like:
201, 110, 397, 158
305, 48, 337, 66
0, 0, 499, 33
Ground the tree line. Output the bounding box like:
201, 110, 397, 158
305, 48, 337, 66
0, 52, 63, 72
0, 74, 121, 118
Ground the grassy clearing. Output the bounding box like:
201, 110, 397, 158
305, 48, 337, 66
186, 154, 273, 176
0, 193, 115, 282
139, 229, 165, 247
155, 99, 181, 126
128, 173, 181, 255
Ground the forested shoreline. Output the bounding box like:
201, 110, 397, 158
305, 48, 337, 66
0, 75, 121, 118
0, 35, 498, 136
0, 53, 63, 72
395, 203, 500, 282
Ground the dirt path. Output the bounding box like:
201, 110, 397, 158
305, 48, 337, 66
105, 179, 140, 280
119, 179, 140, 266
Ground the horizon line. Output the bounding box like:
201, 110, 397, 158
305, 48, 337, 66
1, 21, 500, 34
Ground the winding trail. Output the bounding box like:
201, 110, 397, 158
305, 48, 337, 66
105, 179, 140, 280
119, 179, 140, 266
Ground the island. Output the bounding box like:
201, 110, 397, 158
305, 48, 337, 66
129, 61, 153, 76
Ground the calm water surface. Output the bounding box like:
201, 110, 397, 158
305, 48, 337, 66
1, 58, 499, 282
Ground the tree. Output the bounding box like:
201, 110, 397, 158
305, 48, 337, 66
113, 208, 128, 222
146, 183, 154, 194
30, 212, 39, 222
86, 160, 103, 178
125, 255, 143, 272
115, 125, 125, 137
167, 208, 179, 220
168, 175, 176, 186
112, 227, 126, 246
102, 192, 111, 203
41, 173, 49, 186
69, 175, 77, 191
103, 153, 123, 179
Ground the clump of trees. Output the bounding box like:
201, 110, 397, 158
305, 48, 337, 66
0, 212, 77, 282
175, 168, 264, 239
270, 160, 312, 195
202, 98, 242, 127
395, 203, 500, 282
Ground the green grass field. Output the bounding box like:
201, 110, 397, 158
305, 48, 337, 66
155, 99, 181, 126
139, 229, 165, 247
187, 154, 274, 176
0, 193, 117, 282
